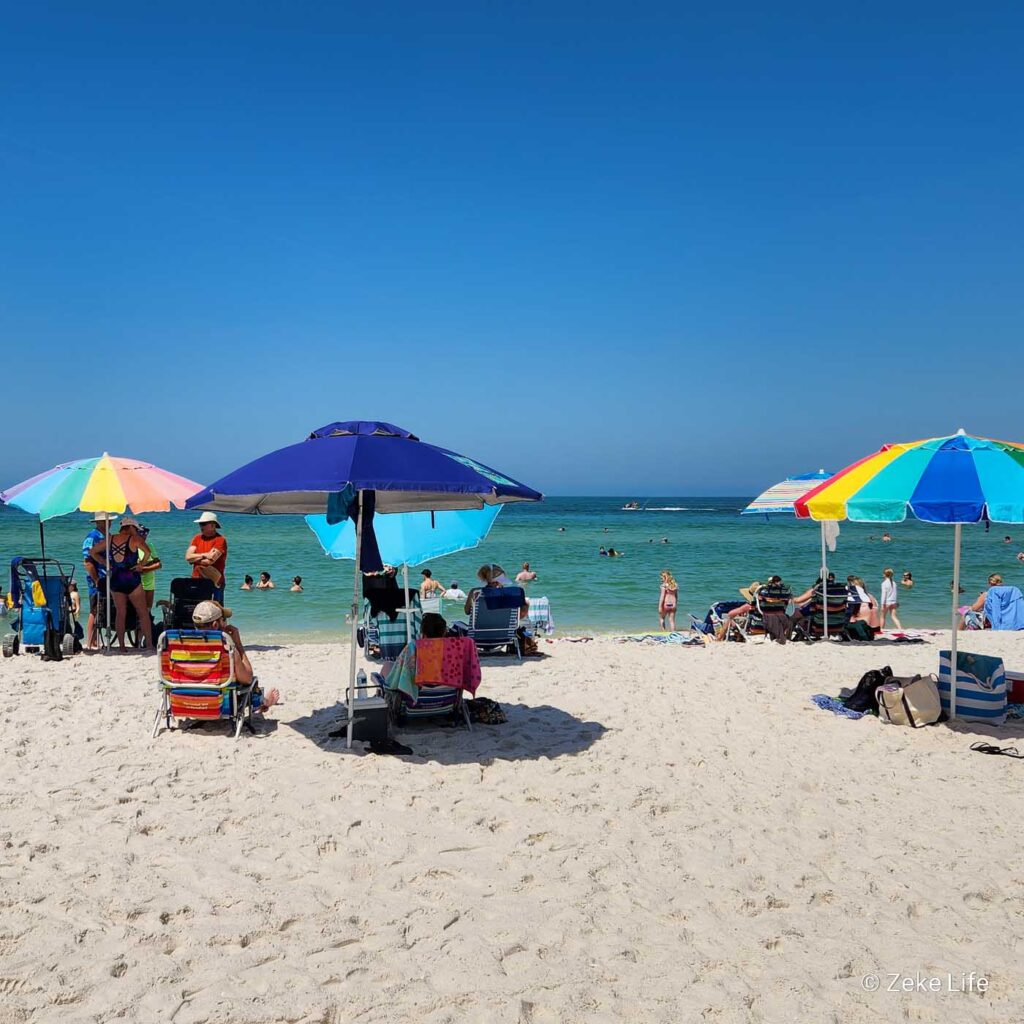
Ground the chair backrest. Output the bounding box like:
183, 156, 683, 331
170, 577, 217, 601
809, 585, 849, 633
984, 586, 1024, 631
757, 584, 792, 615
159, 629, 234, 686
468, 593, 519, 645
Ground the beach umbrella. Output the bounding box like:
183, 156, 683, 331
186, 421, 542, 746
742, 469, 838, 636
0, 454, 203, 650
306, 504, 502, 644
795, 430, 1024, 717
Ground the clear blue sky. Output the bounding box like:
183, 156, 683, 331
2, 2, 1022, 495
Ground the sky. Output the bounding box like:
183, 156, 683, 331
2, 2, 1022, 496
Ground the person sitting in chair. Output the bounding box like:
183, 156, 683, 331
191, 600, 280, 709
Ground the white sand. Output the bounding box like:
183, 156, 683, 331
2, 632, 1024, 1023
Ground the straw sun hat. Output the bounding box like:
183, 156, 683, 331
738, 581, 762, 602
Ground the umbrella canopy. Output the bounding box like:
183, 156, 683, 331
795, 431, 1024, 718
306, 505, 501, 565
742, 470, 833, 516
1, 454, 201, 520
186, 420, 542, 747
794, 433, 1024, 523
187, 421, 541, 515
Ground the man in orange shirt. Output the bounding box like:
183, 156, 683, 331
185, 512, 228, 602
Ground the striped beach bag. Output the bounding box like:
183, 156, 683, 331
937, 650, 1007, 725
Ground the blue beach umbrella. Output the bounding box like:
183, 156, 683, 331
187, 421, 542, 746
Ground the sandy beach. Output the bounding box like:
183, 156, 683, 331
2, 633, 1024, 1023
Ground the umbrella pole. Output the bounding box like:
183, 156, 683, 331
820, 521, 829, 639
347, 490, 364, 750
402, 563, 412, 645
104, 514, 112, 654
950, 523, 962, 720
39, 521, 45, 559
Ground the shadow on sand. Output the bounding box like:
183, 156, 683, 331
286, 700, 606, 764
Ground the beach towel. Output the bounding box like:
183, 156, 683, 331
526, 595, 555, 635
386, 637, 482, 701
810, 694, 870, 720
614, 632, 703, 646
984, 586, 1024, 631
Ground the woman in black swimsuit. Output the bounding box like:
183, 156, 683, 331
89, 516, 154, 651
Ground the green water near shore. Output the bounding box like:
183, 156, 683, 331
1, 498, 1020, 640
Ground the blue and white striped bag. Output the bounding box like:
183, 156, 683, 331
937, 651, 1007, 724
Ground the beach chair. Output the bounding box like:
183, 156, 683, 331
792, 585, 849, 641
362, 591, 422, 660
372, 635, 481, 730
153, 629, 257, 739
984, 586, 1024, 631
457, 588, 524, 659
158, 577, 217, 632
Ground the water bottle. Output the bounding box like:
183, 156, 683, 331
355, 669, 367, 699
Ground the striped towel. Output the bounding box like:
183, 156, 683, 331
526, 596, 554, 635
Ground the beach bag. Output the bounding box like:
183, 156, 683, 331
844, 620, 874, 642
937, 651, 1007, 724
844, 666, 893, 713
876, 674, 941, 727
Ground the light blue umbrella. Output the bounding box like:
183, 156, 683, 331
305, 505, 501, 565
306, 504, 502, 654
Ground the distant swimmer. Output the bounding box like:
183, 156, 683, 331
558, 527, 566, 532
290, 576, 303, 592
256, 571, 275, 590
882, 532, 892, 543
607, 547, 624, 557
661, 537, 669, 544
599, 547, 608, 556
516, 562, 538, 583
241, 574, 254, 591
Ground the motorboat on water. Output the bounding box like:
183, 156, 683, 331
621, 500, 641, 511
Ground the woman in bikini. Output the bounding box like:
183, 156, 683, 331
658, 570, 679, 631
89, 516, 154, 651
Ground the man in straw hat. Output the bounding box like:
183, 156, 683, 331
186, 511, 228, 602
191, 600, 279, 710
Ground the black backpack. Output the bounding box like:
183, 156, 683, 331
844, 665, 893, 713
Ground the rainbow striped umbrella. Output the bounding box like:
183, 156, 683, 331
1, 454, 201, 521
795, 431, 1024, 717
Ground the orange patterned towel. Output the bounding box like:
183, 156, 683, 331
414, 638, 445, 685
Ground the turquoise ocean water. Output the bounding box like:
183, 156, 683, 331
1, 499, 1021, 641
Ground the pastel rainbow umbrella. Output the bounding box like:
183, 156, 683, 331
1, 453, 202, 556
742, 469, 838, 636
795, 430, 1024, 717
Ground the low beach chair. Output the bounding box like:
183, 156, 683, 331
153, 629, 257, 739
158, 577, 217, 632
457, 588, 524, 659
792, 585, 849, 641
373, 635, 481, 730
984, 585, 1024, 631
362, 591, 422, 661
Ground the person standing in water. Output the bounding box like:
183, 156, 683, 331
658, 570, 679, 631
879, 568, 902, 630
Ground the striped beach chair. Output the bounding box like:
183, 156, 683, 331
373, 636, 480, 730
153, 629, 257, 739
